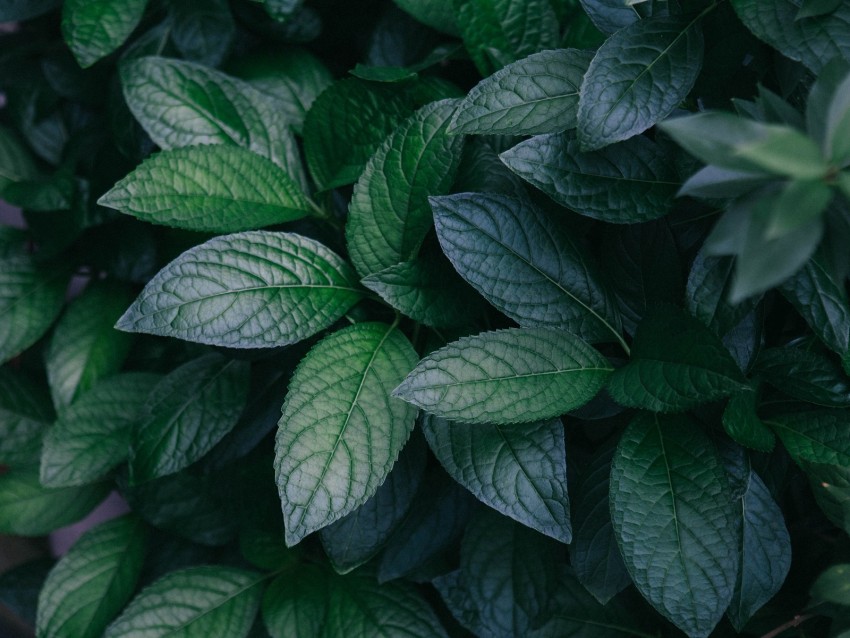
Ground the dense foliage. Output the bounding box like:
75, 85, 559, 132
0, 0, 849, 637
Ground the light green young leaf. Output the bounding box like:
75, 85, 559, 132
765, 408, 850, 467
104, 566, 263, 638
99, 146, 311, 233
41, 372, 160, 487
394, 328, 612, 424
0, 369, 54, 466
45, 281, 135, 408
346, 100, 464, 278
431, 192, 624, 346
275, 322, 419, 546
116, 231, 362, 348
449, 49, 593, 135
610, 412, 738, 638
500, 132, 679, 223
62, 0, 149, 68
577, 14, 704, 151
422, 414, 571, 542
131, 354, 249, 483
36, 516, 146, 638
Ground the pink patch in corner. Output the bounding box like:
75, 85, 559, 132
48, 491, 131, 557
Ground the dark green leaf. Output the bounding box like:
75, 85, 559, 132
393, 0, 459, 35
811, 564, 850, 606
0, 558, 54, 628
62, 0, 149, 68
678, 165, 774, 199
0, 125, 38, 191
170, 0, 234, 67
804, 461, 850, 534
578, 0, 640, 34
0, 368, 54, 466
454, 138, 528, 198
686, 249, 761, 336
757, 347, 850, 407
723, 387, 776, 453
765, 408, 850, 467
0, 0, 60, 21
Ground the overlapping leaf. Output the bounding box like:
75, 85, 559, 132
62, 0, 149, 68
0, 369, 54, 466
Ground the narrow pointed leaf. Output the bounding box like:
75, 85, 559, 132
62, 0, 149, 68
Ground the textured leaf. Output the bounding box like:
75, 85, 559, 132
577, 14, 704, 150
45, 281, 135, 408
727, 471, 792, 632
99, 146, 311, 233
41, 373, 160, 487
0, 468, 109, 536
62, 0, 149, 68
36, 516, 146, 638
395, 328, 612, 424
104, 566, 263, 638
275, 323, 418, 545
262, 565, 447, 638
722, 388, 776, 453
765, 409, 850, 467
0, 369, 54, 466
116, 231, 362, 348
449, 49, 593, 135
346, 100, 464, 278
757, 347, 850, 407
131, 354, 250, 483
431, 192, 624, 346
610, 412, 739, 638
579, 0, 640, 34
607, 305, 748, 412
422, 414, 571, 542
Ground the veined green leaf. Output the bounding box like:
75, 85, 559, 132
275, 322, 419, 546
0, 368, 54, 466
131, 354, 250, 483
577, 14, 704, 150
757, 347, 850, 407
765, 408, 850, 467
722, 388, 775, 453
346, 99, 464, 278
104, 566, 263, 638
610, 412, 738, 638
62, 0, 149, 68
686, 249, 761, 336
116, 231, 362, 348
431, 192, 624, 346
98, 146, 311, 233
394, 328, 612, 424
449, 49, 593, 135
36, 516, 146, 638
41, 372, 160, 487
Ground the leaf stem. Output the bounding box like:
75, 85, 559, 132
760, 613, 815, 638
307, 196, 343, 232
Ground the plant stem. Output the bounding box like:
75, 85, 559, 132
760, 614, 815, 638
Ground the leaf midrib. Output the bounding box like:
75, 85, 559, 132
408, 365, 612, 391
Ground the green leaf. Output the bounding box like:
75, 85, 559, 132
393, 0, 459, 35
104, 566, 263, 638
501, 131, 679, 223
798, 0, 843, 19
448, 49, 592, 135
422, 414, 571, 542
811, 564, 850, 606
0, 368, 54, 466
610, 412, 739, 638
62, 0, 149, 68
722, 388, 776, 453
577, 14, 704, 151
275, 322, 419, 546
116, 231, 362, 348
0, 255, 70, 365
41, 372, 160, 487
765, 408, 850, 467
0, 467, 109, 536
303, 79, 416, 190
395, 328, 612, 424
686, 250, 761, 336
807, 58, 850, 161
730, 0, 850, 73
0, 125, 38, 191
346, 99, 464, 278
727, 471, 792, 632
454, 138, 528, 198
678, 165, 774, 199
36, 515, 146, 638
430, 192, 624, 346
45, 281, 135, 408
578, 0, 640, 34
131, 354, 250, 483
608, 305, 748, 412
0, 0, 60, 21
804, 461, 850, 534
0, 558, 54, 628
262, 565, 447, 638
757, 347, 850, 407
169, 0, 235, 67
99, 146, 311, 233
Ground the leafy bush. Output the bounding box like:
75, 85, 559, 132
1, 0, 850, 637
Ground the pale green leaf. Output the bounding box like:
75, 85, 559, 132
62, 0, 149, 68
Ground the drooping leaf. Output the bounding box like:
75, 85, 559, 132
275, 322, 419, 546
765, 408, 850, 467
501, 131, 680, 223
0, 368, 54, 466
41, 372, 160, 487
99, 146, 311, 233
116, 231, 363, 348
610, 412, 739, 638
62, 0, 149, 68
395, 328, 613, 424
36, 515, 146, 638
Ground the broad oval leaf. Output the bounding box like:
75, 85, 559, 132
422, 414, 571, 542
62, 0, 149, 68
610, 412, 739, 638
131, 354, 250, 483
577, 14, 705, 150
501, 132, 680, 223
346, 99, 464, 278
116, 231, 363, 348
41, 372, 161, 487
98, 146, 311, 233
36, 515, 146, 638
449, 49, 593, 135
104, 565, 263, 638
275, 322, 419, 546
394, 328, 613, 424
765, 408, 850, 467
431, 192, 624, 346
0, 368, 54, 466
